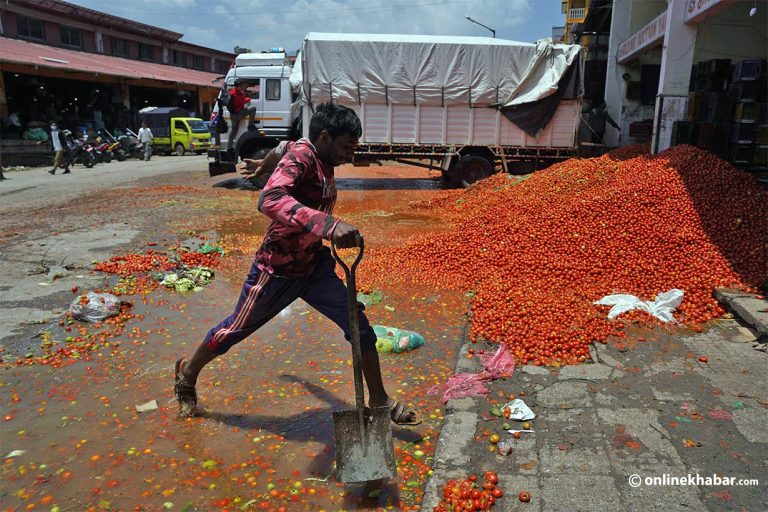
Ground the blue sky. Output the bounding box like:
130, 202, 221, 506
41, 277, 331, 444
69, 0, 565, 54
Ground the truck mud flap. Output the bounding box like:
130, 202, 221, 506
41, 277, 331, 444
209, 161, 237, 177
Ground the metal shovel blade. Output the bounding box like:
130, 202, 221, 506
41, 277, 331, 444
333, 405, 396, 483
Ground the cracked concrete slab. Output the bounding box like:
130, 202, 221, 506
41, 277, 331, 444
536, 381, 592, 408
431, 411, 477, 468
558, 363, 613, 380
539, 474, 622, 512
732, 408, 768, 443
0, 307, 57, 337
521, 365, 551, 375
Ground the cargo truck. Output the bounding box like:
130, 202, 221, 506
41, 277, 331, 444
139, 107, 212, 156
209, 34, 583, 187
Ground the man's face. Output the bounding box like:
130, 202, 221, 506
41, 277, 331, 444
318, 131, 357, 166
237, 83, 247, 93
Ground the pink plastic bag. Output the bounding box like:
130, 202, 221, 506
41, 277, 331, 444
427, 372, 490, 402
479, 344, 515, 380
428, 344, 515, 403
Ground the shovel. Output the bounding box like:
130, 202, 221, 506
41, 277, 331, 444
331, 237, 396, 483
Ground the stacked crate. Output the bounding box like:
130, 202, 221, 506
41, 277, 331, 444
728, 59, 767, 166
683, 59, 732, 157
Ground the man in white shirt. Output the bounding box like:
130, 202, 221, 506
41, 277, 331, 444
137, 122, 154, 161
37, 122, 70, 175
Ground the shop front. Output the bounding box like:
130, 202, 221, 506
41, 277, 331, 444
1, 36, 221, 137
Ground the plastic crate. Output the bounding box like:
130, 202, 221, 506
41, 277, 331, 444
713, 124, 731, 157
629, 121, 653, 138
704, 59, 732, 77
732, 59, 766, 82
705, 93, 732, 122
687, 92, 701, 121
756, 125, 768, 145
696, 75, 728, 92
731, 122, 756, 144
730, 143, 754, 164
671, 121, 697, 146
729, 82, 758, 102
754, 145, 768, 166
733, 102, 761, 122
698, 122, 716, 148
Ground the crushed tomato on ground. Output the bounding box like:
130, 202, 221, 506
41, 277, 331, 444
358, 144, 768, 366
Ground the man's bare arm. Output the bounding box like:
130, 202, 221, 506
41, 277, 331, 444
238, 147, 282, 180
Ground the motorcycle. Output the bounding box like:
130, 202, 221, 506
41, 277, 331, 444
72, 139, 97, 168
117, 129, 144, 160
101, 130, 127, 161
61, 130, 95, 169
92, 136, 113, 163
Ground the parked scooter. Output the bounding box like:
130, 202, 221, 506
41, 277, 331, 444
62, 130, 96, 168
92, 135, 113, 163
101, 130, 127, 161
117, 129, 144, 160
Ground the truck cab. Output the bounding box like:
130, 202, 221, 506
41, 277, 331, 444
209, 51, 296, 174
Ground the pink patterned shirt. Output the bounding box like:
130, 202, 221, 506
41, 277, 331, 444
255, 139, 341, 277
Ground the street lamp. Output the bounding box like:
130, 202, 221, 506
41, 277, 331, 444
465, 15, 496, 38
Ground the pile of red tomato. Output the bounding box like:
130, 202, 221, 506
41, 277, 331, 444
434, 471, 505, 511
94, 249, 174, 275
363, 145, 768, 365
179, 250, 220, 268
94, 247, 220, 280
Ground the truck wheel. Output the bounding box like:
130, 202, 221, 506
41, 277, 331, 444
456, 154, 494, 188
175, 143, 185, 156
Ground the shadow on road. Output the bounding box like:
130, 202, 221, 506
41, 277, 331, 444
211, 176, 446, 191
200, 373, 423, 486
336, 177, 444, 191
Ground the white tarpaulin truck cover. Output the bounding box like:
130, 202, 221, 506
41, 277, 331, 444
292, 33, 581, 108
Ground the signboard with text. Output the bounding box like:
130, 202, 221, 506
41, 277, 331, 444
684, 0, 734, 24
617, 11, 667, 64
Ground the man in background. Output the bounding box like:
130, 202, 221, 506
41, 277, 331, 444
226, 79, 257, 152
137, 121, 154, 161
37, 121, 70, 175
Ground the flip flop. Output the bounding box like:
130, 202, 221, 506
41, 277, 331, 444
389, 399, 422, 426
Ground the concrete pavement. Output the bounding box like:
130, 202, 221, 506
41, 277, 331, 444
0, 156, 209, 357
422, 306, 768, 511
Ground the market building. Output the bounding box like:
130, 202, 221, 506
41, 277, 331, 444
0, 0, 234, 136
581, 0, 767, 169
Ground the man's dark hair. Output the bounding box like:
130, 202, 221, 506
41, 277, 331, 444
308, 103, 362, 141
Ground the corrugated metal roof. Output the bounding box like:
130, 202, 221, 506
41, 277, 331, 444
0, 37, 223, 88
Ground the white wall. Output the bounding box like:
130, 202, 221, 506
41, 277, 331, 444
693, 4, 768, 63
630, 0, 668, 32
604, 0, 667, 146
620, 51, 663, 145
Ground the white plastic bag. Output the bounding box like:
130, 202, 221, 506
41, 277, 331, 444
500, 398, 536, 421
69, 292, 121, 323
594, 289, 684, 322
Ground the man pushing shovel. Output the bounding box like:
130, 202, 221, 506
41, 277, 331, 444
174, 103, 420, 427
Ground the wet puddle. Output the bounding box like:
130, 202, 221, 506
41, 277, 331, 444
1, 170, 468, 511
